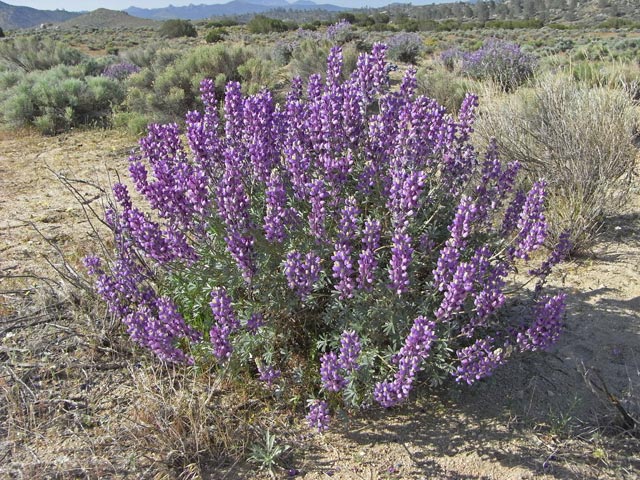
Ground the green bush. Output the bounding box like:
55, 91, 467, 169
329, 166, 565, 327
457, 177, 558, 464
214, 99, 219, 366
112, 111, 151, 136
0, 66, 125, 134
205, 28, 227, 44
159, 19, 197, 39
0, 37, 85, 72
124, 44, 253, 123
416, 65, 479, 113
290, 38, 358, 83
247, 15, 289, 34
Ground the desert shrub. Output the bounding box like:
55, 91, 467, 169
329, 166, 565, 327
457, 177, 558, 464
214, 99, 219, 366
0, 37, 85, 72
113, 111, 151, 136
237, 57, 284, 96
386, 32, 423, 64
0, 66, 125, 134
416, 65, 479, 113
247, 15, 289, 34
122, 45, 163, 69
475, 74, 638, 253
86, 45, 569, 432
461, 38, 537, 92
124, 44, 252, 123
569, 60, 640, 100
159, 19, 197, 39
290, 38, 358, 83
205, 28, 227, 44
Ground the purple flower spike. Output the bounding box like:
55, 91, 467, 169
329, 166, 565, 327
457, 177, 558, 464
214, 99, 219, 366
455, 337, 504, 385
307, 400, 330, 432
209, 287, 239, 361
320, 351, 347, 392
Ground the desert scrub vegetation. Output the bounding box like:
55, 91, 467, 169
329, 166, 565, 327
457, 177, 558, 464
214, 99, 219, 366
0, 65, 125, 134
85, 45, 571, 438
158, 19, 198, 39
0, 37, 86, 72
475, 73, 638, 253
459, 38, 538, 92
123, 43, 284, 125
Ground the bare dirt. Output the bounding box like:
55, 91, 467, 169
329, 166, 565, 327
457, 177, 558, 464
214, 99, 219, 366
1, 129, 638, 479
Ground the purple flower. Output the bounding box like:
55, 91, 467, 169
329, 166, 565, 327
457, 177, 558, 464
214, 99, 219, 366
357, 218, 381, 291
455, 337, 505, 385
517, 294, 566, 352
307, 179, 330, 241
258, 364, 281, 386
307, 399, 330, 431
332, 242, 355, 300
530, 230, 572, 292
246, 313, 264, 333
389, 229, 413, 295
338, 330, 361, 372
209, 287, 239, 361
284, 251, 322, 300
374, 317, 436, 408
264, 170, 289, 243
320, 351, 347, 392
512, 180, 548, 260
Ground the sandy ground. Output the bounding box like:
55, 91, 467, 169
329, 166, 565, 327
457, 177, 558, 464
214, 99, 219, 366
0, 129, 638, 479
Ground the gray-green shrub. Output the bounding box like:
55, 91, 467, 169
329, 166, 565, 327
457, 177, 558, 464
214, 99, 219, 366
158, 19, 197, 39
475, 74, 638, 253
124, 44, 255, 123
290, 38, 358, 83
0, 37, 85, 72
0, 66, 125, 134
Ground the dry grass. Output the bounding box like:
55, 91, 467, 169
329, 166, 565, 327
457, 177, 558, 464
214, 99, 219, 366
475, 73, 639, 254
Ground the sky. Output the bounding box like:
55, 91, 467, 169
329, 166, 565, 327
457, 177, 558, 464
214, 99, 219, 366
4, 0, 433, 12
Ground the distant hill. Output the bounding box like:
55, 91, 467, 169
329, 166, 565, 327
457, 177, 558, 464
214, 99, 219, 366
125, 0, 346, 21
58, 8, 157, 29
0, 0, 80, 30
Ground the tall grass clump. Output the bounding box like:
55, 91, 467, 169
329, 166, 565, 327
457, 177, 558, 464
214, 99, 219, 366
475, 74, 638, 253
461, 39, 537, 92
85, 45, 570, 432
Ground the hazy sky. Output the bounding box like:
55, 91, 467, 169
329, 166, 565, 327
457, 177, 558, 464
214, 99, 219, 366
5, 0, 430, 12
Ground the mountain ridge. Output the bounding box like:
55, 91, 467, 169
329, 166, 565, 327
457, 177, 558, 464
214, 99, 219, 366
124, 0, 346, 21
0, 0, 80, 30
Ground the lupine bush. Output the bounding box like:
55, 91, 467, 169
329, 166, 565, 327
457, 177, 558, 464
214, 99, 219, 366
461, 39, 537, 92
87, 45, 569, 432
102, 61, 141, 81
440, 48, 461, 72
325, 19, 354, 43
386, 32, 423, 64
